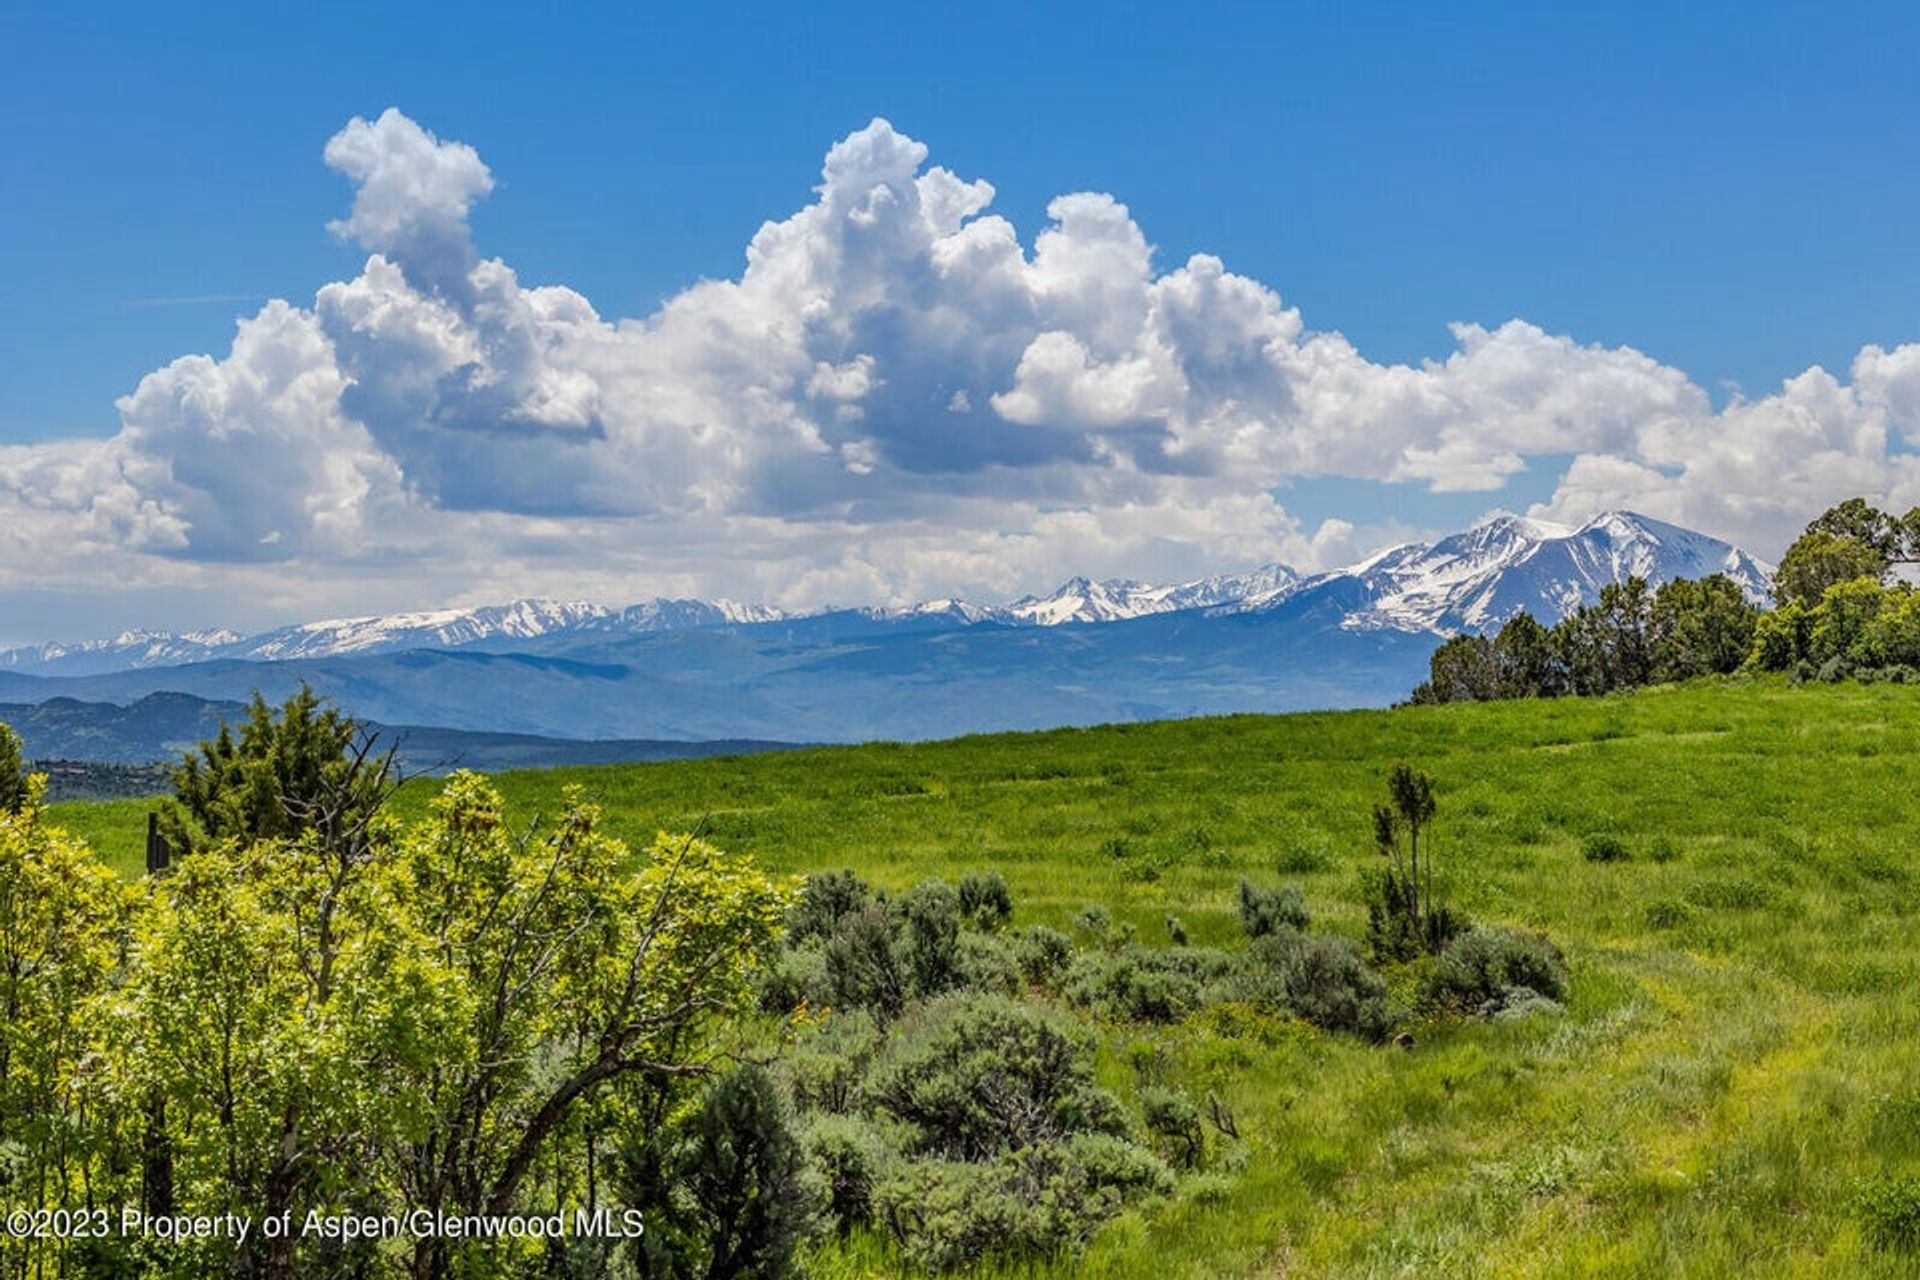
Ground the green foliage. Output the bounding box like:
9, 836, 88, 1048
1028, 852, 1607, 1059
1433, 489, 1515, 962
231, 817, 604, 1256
1582, 832, 1631, 863
1421, 926, 1569, 1014
1745, 597, 1811, 671
1238, 931, 1391, 1040
824, 905, 910, 1017
624, 1064, 817, 1280
1237, 879, 1308, 938
1775, 530, 1894, 608
899, 878, 965, 999
782, 1010, 883, 1114
1014, 924, 1076, 987
1066, 947, 1214, 1024
872, 1136, 1173, 1274
160, 684, 397, 858
0, 778, 130, 1231
1854, 1175, 1920, 1253
4, 771, 790, 1278
957, 869, 1013, 930
789, 868, 873, 944
801, 1113, 887, 1234
0, 721, 25, 814
1365, 763, 1465, 961
1139, 1086, 1207, 1170
1650, 574, 1762, 681
867, 993, 1122, 1161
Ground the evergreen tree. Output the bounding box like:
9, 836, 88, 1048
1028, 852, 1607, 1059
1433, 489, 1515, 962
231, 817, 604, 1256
161, 685, 397, 858
0, 721, 26, 815
1650, 575, 1761, 681
627, 1065, 816, 1280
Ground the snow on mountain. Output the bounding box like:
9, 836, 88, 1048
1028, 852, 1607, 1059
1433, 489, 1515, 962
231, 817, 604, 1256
1234, 511, 1773, 634
0, 629, 247, 676
0, 513, 1772, 678
242, 599, 620, 660
0, 598, 791, 675
1007, 563, 1300, 625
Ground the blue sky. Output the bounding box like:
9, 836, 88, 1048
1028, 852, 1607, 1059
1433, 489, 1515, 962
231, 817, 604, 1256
3, 1, 1920, 640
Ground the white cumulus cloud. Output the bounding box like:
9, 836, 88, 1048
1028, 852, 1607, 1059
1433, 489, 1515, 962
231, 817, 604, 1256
6, 108, 1920, 637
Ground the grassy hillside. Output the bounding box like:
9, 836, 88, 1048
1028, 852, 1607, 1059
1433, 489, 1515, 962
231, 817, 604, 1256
47, 678, 1920, 1275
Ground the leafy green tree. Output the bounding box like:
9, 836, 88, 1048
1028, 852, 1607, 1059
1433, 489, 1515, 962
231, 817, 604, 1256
161, 685, 397, 859
1746, 598, 1813, 670
1864, 588, 1920, 667
98, 771, 790, 1279
1807, 576, 1892, 668
0, 722, 26, 814
1771, 498, 1920, 606
1549, 576, 1655, 695
1775, 531, 1890, 608
1805, 496, 1909, 558
0, 782, 133, 1271
1650, 575, 1762, 681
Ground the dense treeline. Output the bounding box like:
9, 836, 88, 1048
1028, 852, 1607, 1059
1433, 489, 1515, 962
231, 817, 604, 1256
1411, 498, 1920, 704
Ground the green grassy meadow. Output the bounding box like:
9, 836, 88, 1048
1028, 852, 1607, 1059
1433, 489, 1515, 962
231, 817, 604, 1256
47, 678, 1920, 1276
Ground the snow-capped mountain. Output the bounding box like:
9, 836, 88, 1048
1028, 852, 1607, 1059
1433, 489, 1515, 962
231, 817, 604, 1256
0, 512, 1769, 679
0, 629, 249, 677
1006, 564, 1300, 625
1230, 511, 1771, 633
0, 598, 788, 675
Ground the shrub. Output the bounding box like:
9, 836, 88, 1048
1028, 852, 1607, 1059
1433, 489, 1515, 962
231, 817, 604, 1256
1013, 925, 1075, 988
1237, 880, 1309, 938
1138, 1086, 1206, 1170
1856, 1175, 1920, 1253
1582, 833, 1631, 863
1075, 903, 1114, 944
1422, 926, 1569, 1013
756, 944, 830, 1014
899, 879, 964, 998
802, 1113, 887, 1234
1066, 951, 1203, 1024
825, 906, 908, 1017
1238, 932, 1390, 1040
781, 1010, 883, 1114
874, 1160, 1028, 1273
1052, 1131, 1175, 1200
874, 1136, 1173, 1274
866, 994, 1120, 1160
955, 931, 1022, 996
790, 869, 873, 944
1365, 868, 1469, 962
956, 870, 1014, 931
